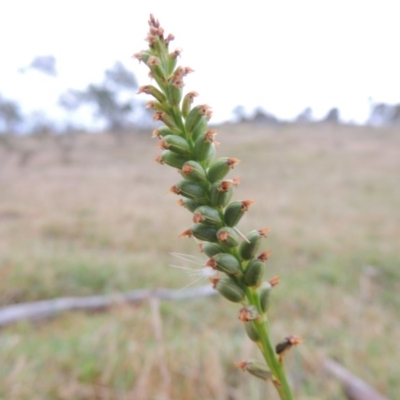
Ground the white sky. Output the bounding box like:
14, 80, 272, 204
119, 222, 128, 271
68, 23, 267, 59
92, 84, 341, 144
1, 0, 400, 126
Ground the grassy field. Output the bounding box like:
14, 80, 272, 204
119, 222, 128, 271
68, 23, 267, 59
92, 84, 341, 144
0, 122, 399, 399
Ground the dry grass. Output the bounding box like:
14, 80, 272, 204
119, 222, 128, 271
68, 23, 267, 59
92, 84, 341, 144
0, 123, 399, 399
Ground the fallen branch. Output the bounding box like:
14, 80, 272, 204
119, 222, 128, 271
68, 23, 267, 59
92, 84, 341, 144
0, 285, 216, 328
322, 358, 389, 400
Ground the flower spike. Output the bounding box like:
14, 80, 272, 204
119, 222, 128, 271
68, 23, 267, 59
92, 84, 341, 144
134, 15, 298, 400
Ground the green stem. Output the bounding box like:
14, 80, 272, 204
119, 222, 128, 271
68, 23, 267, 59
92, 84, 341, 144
245, 288, 294, 400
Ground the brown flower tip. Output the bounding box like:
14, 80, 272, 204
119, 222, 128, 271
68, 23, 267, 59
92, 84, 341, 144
172, 78, 184, 89
177, 199, 185, 207
205, 129, 217, 143
241, 200, 255, 211
216, 178, 240, 191
183, 66, 194, 75
210, 277, 219, 288
205, 258, 217, 269
200, 104, 211, 115
146, 100, 156, 109
165, 34, 175, 45
149, 26, 164, 38
153, 112, 175, 128
138, 85, 150, 94
181, 163, 193, 176
132, 51, 145, 61
172, 66, 194, 82
154, 155, 164, 165
192, 212, 204, 224
149, 14, 160, 29
170, 48, 182, 60
149, 26, 158, 36
269, 276, 280, 287
171, 66, 183, 79
232, 177, 241, 186
198, 105, 213, 120
238, 309, 248, 323
227, 158, 241, 168
158, 139, 169, 150
218, 180, 233, 192
147, 56, 161, 67
179, 228, 193, 238
152, 129, 162, 139
152, 111, 163, 121
234, 361, 248, 370
258, 250, 272, 262
145, 34, 157, 46
238, 306, 258, 322
217, 230, 229, 242
288, 336, 303, 345
169, 185, 181, 195
187, 91, 199, 99
258, 227, 270, 237
177, 66, 194, 77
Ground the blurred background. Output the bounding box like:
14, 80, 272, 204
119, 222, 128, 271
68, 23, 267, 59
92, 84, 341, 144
0, 1, 399, 399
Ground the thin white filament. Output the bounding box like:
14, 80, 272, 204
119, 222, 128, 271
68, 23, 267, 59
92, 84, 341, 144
169, 252, 204, 266
169, 252, 218, 291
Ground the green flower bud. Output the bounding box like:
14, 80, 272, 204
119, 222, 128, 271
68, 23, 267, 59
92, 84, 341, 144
168, 80, 183, 107
258, 282, 272, 313
185, 106, 202, 132
193, 206, 222, 226
147, 56, 166, 85
244, 321, 260, 342
200, 242, 225, 258
203, 143, 216, 168
138, 85, 166, 103
180, 161, 207, 183
208, 253, 241, 276
207, 157, 241, 183
191, 223, 218, 242
224, 200, 255, 227
244, 258, 265, 287
216, 276, 245, 303
171, 181, 205, 201
178, 198, 203, 213
243, 360, 272, 381
133, 50, 152, 64
159, 135, 191, 157
191, 117, 208, 141
194, 130, 217, 165
152, 126, 178, 139
146, 100, 169, 113
156, 151, 187, 169
153, 112, 178, 131
239, 228, 269, 260
238, 308, 264, 345
185, 104, 211, 134
210, 180, 235, 208
217, 227, 240, 248
181, 91, 198, 119
166, 49, 181, 75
